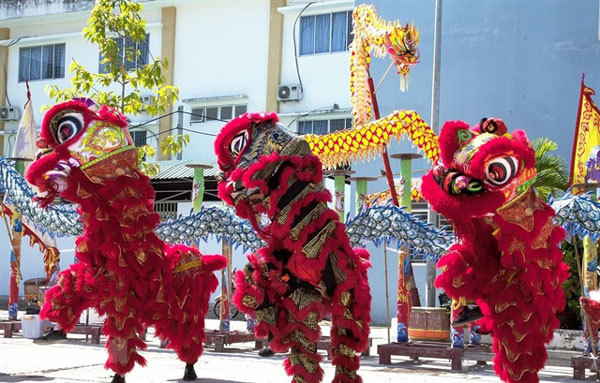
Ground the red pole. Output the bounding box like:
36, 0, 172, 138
8, 211, 23, 320
366, 73, 413, 342
367, 77, 399, 207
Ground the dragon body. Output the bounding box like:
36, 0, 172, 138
304, 5, 439, 169
420, 118, 569, 383
215, 113, 371, 383
25, 100, 226, 382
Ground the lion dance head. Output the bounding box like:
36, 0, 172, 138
421, 118, 537, 219
26, 99, 137, 207
214, 112, 310, 232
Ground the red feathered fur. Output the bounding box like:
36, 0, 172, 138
28, 101, 226, 377
217, 114, 371, 383
421, 120, 569, 383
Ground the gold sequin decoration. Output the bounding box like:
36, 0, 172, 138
501, 341, 532, 363
506, 367, 536, 381
290, 288, 322, 310
122, 204, 148, 223
507, 238, 526, 256
340, 291, 352, 307
343, 308, 354, 321
114, 297, 126, 313
452, 276, 464, 288
95, 207, 110, 221
116, 186, 142, 200
176, 293, 189, 309
522, 311, 534, 322
536, 258, 554, 270
287, 330, 317, 353
496, 187, 544, 232
335, 366, 358, 380
76, 184, 93, 199
135, 250, 147, 265
531, 220, 555, 250
289, 350, 319, 374
242, 295, 257, 309
541, 324, 550, 337
495, 301, 518, 313
256, 306, 276, 325
276, 183, 320, 226
290, 203, 328, 241
329, 252, 347, 284
173, 259, 204, 274
302, 221, 337, 259
76, 239, 88, 253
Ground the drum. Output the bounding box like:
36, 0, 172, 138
408, 307, 450, 342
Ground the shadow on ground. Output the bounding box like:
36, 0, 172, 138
0, 375, 53, 382
167, 379, 253, 383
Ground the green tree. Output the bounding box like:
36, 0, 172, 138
45, 0, 188, 176
520, 137, 569, 201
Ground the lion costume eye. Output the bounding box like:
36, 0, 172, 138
56, 113, 84, 144
229, 130, 249, 160
486, 156, 518, 186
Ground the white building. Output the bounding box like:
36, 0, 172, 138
0, 0, 441, 325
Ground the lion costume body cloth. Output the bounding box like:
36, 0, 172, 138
25, 100, 226, 377
420, 118, 569, 383
214, 113, 371, 383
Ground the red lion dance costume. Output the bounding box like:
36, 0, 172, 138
214, 112, 371, 383
25, 100, 226, 383
420, 118, 569, 383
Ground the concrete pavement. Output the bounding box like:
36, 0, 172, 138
0, 316, 579, 383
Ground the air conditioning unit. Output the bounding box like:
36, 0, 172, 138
277, 84, 303, 102
140, 95, 152, 111
0, 106, 21, 121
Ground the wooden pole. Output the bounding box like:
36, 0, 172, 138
390, 153, 422, 342
7, 158, 28, 320
384, 241, 391, 344
220, 239, 232, 334
367, 75, 399, 207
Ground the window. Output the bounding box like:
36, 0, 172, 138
130, 130, 147, 147
99, 34, 149, 73
409, 201, 432, 262
190, 104, 247, 122
298, 118, 352, 135
19, 44, 65, 82
300, 11, 353, 55
154, 201, 178, 221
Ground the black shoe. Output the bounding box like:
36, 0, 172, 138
452, 306, 484, 327
111, 374, 125, 383
33, 329, 67, 344
183, 363, 197, 381
258, 346, 275, 357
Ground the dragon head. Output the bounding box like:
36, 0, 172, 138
214, 112, 309, 228
421, 118, 536, 219
26, 99, 137, 207
386, 22, 420, 78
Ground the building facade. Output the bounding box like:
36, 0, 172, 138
1, 0, 599, 325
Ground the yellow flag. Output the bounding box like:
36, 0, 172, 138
570, 78, 600, 189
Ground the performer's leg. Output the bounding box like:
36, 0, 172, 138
39, 262, 97, 333
103, 297, 146, 376
486, 281, 549, 383
330, 287, 370, 383
149, 267, 216, 381
450, 302, 465, 349
469, 321, 482, 346
280, 290, 324, 383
